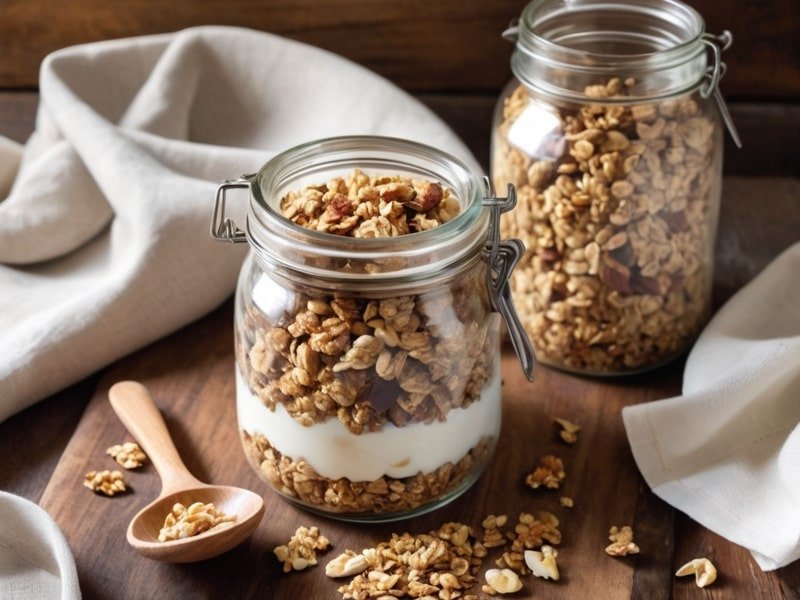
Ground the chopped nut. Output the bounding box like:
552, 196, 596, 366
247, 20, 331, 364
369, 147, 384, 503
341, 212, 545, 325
482, 514, 509, 548
554, 417, 581, 444
525, 455, 566, 490
83, 470, 126, 496
675, 557, 717, 588
485, 568, 523, 594
559, 496, 574, 508
106, 442, 147, 469
525, 545, 560, 580
158, 502, 236, 542
274, 526, 331, 573
605, 526, 640, 557
325, 551, 369, 578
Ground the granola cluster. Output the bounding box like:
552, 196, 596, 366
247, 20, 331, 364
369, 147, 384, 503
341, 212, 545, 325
329, 521, 485, 600
524, 455, 566, 490
280, 170, 460, 236
106, 442, 147, 469
242, 431, 493, 516
493, 78, 718, 372
604, 525, 640, 557
83, 469, 126, 496
274, 526, 331, 572
157, 502, 236, 542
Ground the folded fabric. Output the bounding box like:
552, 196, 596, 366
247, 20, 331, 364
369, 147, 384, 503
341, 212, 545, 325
0, 491, 80, 599
0, 27, 479, 422
623, 242, 800, 570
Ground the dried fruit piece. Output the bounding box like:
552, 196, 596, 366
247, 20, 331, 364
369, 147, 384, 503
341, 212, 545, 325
605, 525, 640, 557
675, 557, 717, 588
524, 545, 560, 580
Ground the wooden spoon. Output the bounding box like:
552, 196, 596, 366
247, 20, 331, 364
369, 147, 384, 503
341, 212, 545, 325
109, 380, 264, 563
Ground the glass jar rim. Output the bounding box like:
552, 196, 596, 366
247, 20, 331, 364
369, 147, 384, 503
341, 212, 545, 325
245, 136, 489, 292
512, 0, 709, 101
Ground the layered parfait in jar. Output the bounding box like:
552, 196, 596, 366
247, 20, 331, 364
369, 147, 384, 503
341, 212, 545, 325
235, 168, 501, 521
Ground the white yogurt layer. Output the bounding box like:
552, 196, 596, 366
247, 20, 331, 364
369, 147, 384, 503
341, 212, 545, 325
237, 359, 501, 482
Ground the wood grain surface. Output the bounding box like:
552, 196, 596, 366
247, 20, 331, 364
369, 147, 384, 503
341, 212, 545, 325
2, 92, 800, 598
0, 0, 798, 98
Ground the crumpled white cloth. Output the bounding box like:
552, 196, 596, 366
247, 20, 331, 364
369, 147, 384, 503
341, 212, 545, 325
0, 491, 80, 599
623, 242, 800, 570
0, 26, 479, 422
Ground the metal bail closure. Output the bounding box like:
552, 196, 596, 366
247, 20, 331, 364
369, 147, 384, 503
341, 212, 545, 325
481, 177, 536, 381
502, 17, 520, 43
210, 176, 252, 243
701, 30, 742, 148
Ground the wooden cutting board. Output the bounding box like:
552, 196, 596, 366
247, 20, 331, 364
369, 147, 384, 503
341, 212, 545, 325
37, 301, 774, 599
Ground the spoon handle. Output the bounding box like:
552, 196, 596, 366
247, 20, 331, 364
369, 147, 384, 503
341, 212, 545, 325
109, 381, 202, 494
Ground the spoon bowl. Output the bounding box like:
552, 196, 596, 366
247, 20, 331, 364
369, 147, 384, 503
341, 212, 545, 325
109, 381, 265, 563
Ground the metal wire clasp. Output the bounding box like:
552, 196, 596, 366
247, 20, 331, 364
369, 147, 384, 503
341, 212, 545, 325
701, 31, 742, 148
210, 177, 252, 243
482, 177, 535, 381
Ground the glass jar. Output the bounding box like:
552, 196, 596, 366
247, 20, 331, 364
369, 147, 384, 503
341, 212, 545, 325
210, 136, 534, 522
492, 0, 739, 374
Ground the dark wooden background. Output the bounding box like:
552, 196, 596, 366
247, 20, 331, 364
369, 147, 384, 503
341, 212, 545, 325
0, 0, 798, 178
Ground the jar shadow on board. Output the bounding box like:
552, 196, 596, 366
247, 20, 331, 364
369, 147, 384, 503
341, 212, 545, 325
492, 0, 740, 375
211, 136, 534, 522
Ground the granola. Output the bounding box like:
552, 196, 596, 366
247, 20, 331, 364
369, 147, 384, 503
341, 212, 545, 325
554, 417, 581, 444
242, 431, 493, 516
333, 521, 483, 599
83, 470, 126, 496
274, 526, 331, 572
106, 442, 147, 469
494, 78, 718, 372
238, 170, 496, 435
496, 512, 562, 574
157, 502, 236, 542
524, 455, 566, 490
605, 525, 640, 557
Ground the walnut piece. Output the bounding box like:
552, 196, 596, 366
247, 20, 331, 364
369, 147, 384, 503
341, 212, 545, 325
525, 455, 566, 490
605, 525, 640, 557
158, 502, 236, 542
484, 568, 523, 594
559, 496, 574, 508
106, 442, 147, 469
83, 470, 126, 496
675, 557, 717, 588
524, 545, 560, 580
274, 526, 331, 573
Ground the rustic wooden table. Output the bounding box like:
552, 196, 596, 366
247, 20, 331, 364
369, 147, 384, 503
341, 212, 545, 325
1, 91, 799, 599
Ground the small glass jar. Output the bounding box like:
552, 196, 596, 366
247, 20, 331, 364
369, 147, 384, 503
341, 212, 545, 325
211, 136, 534, 521
492, 0, 739, 374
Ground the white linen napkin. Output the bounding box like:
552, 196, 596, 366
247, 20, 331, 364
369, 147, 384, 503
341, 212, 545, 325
0, 26, 479, 422
0, 491, 80, 599
623, 242, 800, 570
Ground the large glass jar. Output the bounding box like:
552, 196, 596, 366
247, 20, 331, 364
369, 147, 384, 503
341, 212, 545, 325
211, 136, 534, 521
492, 0, 738, 374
